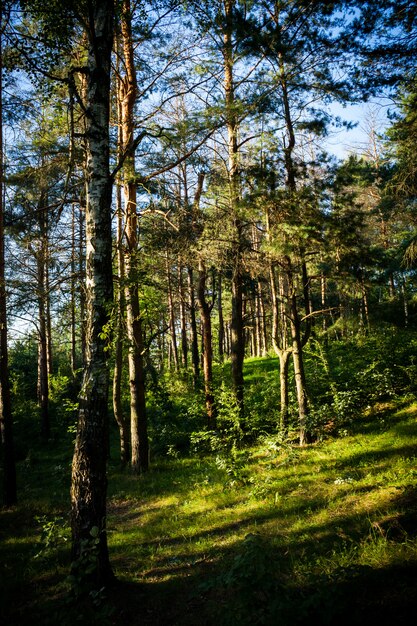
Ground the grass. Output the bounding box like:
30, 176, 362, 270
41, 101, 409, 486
1, 396, 417, 624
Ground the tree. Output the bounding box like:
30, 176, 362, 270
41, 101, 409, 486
70, 0, 115, 586
244, 0, 347, 442
117, 0, 149, 474
6, 107, 73, 440
0, 1, 17, 506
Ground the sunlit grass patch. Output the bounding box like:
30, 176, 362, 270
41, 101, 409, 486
2, 391, 417, 625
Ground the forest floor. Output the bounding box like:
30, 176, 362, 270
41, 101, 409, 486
1, 397, 417, 625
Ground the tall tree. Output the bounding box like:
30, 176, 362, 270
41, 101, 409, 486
70, 0, 115, 586
0, 1, 17, 506
117, 0, 149, 474
223, 0, 246, 418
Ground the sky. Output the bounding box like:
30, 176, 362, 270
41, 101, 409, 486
326, 98, 395, 160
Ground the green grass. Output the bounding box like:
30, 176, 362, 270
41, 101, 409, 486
2, 395, 417, 625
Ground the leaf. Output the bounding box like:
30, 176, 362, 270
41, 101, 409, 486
90, 526, 100, 538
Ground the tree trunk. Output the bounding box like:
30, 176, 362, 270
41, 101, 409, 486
0, 23, 17, 505
278, 350, 291, 432
258, 280, 267, 355
70, 203, 77, 374
224, 0, 245, 417
269, 255, 292, 428
178, 262, 188, 368
321, 275, 327, 335
218, 274, 225, 361
113, 183, 130, 467
280, 54, 313, 444
36, 199, 50, 441
45, 258, 52, 378
166, 255, 179, 371
37, 288, 49, 440
197, 259, 216, 429
79, 203, 86, 364
290, 293, 312, 446
402, 278, 408, 327
187, 267, 200, 386
70, 0, 114, 587
119, 0, 148, 473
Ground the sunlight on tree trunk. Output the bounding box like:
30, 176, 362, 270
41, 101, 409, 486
70, 0, 115, 587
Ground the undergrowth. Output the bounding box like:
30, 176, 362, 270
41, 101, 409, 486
2, 329, 417, 624
2, 396, 417, 624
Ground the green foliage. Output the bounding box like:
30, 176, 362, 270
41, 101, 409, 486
146, 375, 206, 457
34, 515, 69, 560
49, 372, 79, 430
304, 329, 417, 438
191, 384, 243, 453
9, 338, 38, 402
203, 533, 284, 625
68, 527, 102, 598
2, 388, 417, 624
66, 524, 115, 626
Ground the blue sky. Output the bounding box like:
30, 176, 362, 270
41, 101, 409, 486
326, 98, 395, 160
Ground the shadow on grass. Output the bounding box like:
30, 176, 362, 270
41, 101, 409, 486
105, 546, 417, 625
3, 483, 417, 626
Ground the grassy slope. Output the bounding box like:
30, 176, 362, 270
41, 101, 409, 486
1, 399, 417, 624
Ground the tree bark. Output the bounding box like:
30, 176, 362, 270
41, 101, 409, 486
70, 203, 77, 374
279, 53, 313, 445
0, 20, 17, 505
187, 267, 200, 386
113, 183, 130, 467
119, 0, 148, 473
36, 196, 50, 440
197, 259, 216, 429
79, 204, 86, 364
224, 0, 245, 417
290, 291, 312, 446
218, 273, 225, 361
178, 261, 188, 368
269, 260, 292, 429
70, 0, 114, 587
278, 350, 291, 431
166, 254, 179, 371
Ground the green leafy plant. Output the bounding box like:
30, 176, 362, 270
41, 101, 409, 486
68, 526, 101, 599
34, 515, 69, 560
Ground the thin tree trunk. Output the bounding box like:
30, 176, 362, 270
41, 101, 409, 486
113, 183, 130, 467
290, 293, 312, 446
37, 294, 49, 439
224, 0, 245, 417
321, 275, 327, 334
178, 261, 188, 368
188, 267, 200, 386
119, 0, 148, 473
254, 284, 262, 356
197, 259, 216, 429
218, 274, 225, 361
166, 255, 179, 371
402, 278, 408, 327
258, 280, 267, 355
278, 350, 291, 431
0, 21, 16, 505
36, 202, 50, 441
70, 0, 115, 586
45, 259, 52, 378
225, 320, 230, 356
79, 205, 86, 364
269, 260, 292, 427
361, 274, 370, 330
186, 171, 204, 384
70, 203, 77, 374
280, 53, 312, 444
